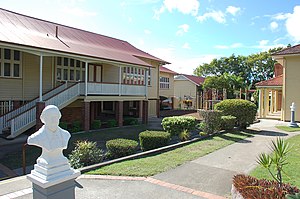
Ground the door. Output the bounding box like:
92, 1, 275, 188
88, 65, 102, 82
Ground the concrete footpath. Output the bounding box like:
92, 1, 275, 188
0, 119, 298, 199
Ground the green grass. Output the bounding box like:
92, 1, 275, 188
250, 134, 300, 188
87, 131, 252, 176
276, 125, 300, 132
2, 125, 147, 170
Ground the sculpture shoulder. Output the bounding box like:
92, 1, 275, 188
27, 126, 45, 145
59, 127, 71, 139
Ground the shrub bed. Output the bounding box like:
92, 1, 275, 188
107, 119, 117, 128
161, 116, 197, 136
139, 131, 171, 151
232, 174, 299, 199
123, 117, 138, 126
69, 140, 103, 169
198, 109, 223, 134
221, 115, 236, 131
91, 120, 101, 130
215, 99, 257, 128
106, 138, 138, 159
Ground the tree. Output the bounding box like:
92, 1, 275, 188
194, 47, 283, 89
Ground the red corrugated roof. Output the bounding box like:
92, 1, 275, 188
0, 8, 169, 67
273, 44, 300, 56
181, 74, 205, 86
255, 75, 283, 87
160, 66, 177, 74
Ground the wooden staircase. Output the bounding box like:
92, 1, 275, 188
0, 82, 82, 139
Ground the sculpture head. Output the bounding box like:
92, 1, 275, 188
40, 105, 62, 132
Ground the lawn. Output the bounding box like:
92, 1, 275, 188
2, 125, 148, 170
276, 125, 300, 132
250, 134, 300, 188
87, 131, 252, 176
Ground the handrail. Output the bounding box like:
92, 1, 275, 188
7, 83, 79, 122
0, 82, 66, 117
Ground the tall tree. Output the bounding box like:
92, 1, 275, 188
194, 47, 283, 88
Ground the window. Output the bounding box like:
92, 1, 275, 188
0, 48, 22, 78
56, 57, 85, 81
160, 76, 170, 89
122, 66, 146, 85
147, 69, 151, 86
102, 101, 114, 112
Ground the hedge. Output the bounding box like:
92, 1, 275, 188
161, 116, 197, 136
198, 109, 223, 134
215, 99, 257, 128
139, 131, 171, 151
106, 138, 138, 159
221, 115, 236, 131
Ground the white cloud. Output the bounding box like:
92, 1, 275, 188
144, 29, 151, 34
154, 0, 200, 19
226, 6, 240, 16
149, 47, 219, 75
253, 40, 285, 51
270, 21, 278, 31
259, 40, 269, 46
153, 6, 165, 20
197, 10, 226, 23
176, 24, 189, 36
215, 43, 243, 49
170, 55, 220, 75
286, 6, 300, 41
271, 13, 291, 20
182, 42, 191, 49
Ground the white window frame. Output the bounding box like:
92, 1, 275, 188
0, 48, 22, 78
56, 57, 86, 82
160, 76, 170, 89
123, 66, 146, 85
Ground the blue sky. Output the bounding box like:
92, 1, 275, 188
0, 0, 299, 74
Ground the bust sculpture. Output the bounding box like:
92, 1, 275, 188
27, 105, 80, 196
28, 105, 70, 168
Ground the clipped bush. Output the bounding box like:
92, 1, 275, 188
69, 140, 103, 169
161, 116, 197, 136
91, 120, 101, 130
71, 120, 82, 133
106, 138, 138, 159
198, 109, 223, 134
139, 130, 171, 151
107, 119, 117, 128
123, 117, 138, 126
215, 99, 257, 128
59, 122, 68, 130
221, 115, 236, 131
232, 174, 299, 199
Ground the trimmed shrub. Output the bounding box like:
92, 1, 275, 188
215, 99, 257, 128
106, 138, 138, 159
107, 119, 117, 128
123, 117, 138, 126
198, 109, 223, 134
139, 131, 171, 151
69, 140, 103, 169
59, 122, 68, 130
91, 120, 101, 130
221, 115, 236, 131
232, 174, 299, 199
161, 116, 197, 136
71, 120, 82, 133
